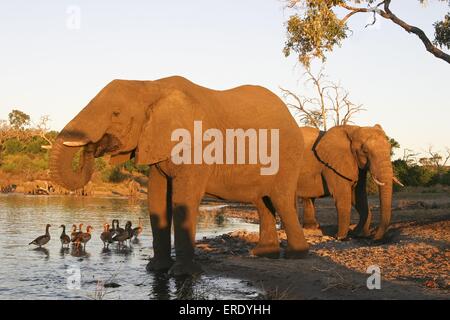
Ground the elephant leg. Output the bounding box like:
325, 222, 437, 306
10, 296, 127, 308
351, 169, 372, 237
335, 188, 352, 240
168, 173, 206, 276
146, 167, 174, 273
251, 197, 280, 259
302, 198, 320, 229
271, 193, 309, 259
352, 196, 372, 238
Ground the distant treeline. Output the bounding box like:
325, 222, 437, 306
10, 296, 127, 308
0, 109, 449, 188
0, 110, 148, 184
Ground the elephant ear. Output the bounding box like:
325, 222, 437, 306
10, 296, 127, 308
314, 126, 358, 182
135, 90, 196, 166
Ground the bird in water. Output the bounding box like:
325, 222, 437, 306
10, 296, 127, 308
71, 223, 83, 244
100, 223, 113, 249
112, 221, 132, 249
110, 219, 118, 237
29, 224, 51, 248
131, 217, 143, 240
59, 225, 71, 248
115, 220, 124, 235
74, 225, 93, 251
70, 224, 78, 241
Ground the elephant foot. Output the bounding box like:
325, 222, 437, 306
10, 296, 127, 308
303, 222, 320, 230
284, 247, 309, 259
350, 228, 372, 239
146, 256, 175, 273
168, 260, 203, 277
373, 227, 389, 242
335, 230, 350, 241
336, 235, 350, 241
250, 244, 280, 259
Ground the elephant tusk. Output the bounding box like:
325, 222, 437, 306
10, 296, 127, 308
393, 176, 405, 187
63, 141, 88, 147
372, 176, 385, 186
41, 145, 52, 150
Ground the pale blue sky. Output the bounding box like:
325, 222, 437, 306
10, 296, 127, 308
0, 0, 449, 158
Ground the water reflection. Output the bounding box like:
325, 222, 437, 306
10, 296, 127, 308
0, 194, 260, 300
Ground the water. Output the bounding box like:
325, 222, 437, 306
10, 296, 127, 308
0, 194, 260, 300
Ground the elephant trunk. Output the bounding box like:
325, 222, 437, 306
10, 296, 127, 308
372, 161, 393, 240
49, 138, 95, 191
353, 169, 370, 235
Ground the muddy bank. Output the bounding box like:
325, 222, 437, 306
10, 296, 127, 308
196, 195, 450, 300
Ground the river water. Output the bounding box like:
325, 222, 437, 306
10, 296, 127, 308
0, 194, 260, 300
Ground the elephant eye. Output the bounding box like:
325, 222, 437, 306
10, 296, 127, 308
112, 111, 120, 117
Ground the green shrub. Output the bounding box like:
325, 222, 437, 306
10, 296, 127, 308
136, 164, 149, 176
24, 136, 47, 154
393, 160, 435, 187
95, 157, 107, 171
101, 166, 127, 183
0, 154, 48, 173
3, 139, 24, 154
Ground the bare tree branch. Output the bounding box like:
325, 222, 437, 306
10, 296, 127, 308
282, 66, 365, 130
338, 0, 450, 64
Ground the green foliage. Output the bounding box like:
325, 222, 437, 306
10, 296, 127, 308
284, 1, 348, 66
392, 159, 449, 187
135, 164, 150, 176
284, 0, 450, 66
8, 109, 30, 130
1, 154, 48, 174
94, 157, 107, 172
24, 136, 48, 154
123, 159, 136, 173
434, 13, 450, 49
101, 166, 127, 183
119, 158, 150, 176
387, 136, 400, 157
3, 138, 24, 154
441, 170, 450, 186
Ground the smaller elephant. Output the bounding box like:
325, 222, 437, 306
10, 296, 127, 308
297, 125, 402, 241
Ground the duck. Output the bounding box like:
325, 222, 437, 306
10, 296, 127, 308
59, 225, 71, 248
100, 223, 113, 248
131, 217, 143, 240
110, 219, 118, 237
71, 223, 83, 243
112, 221, 132, 249
75, 225, 93, 251
70, 224, 78, 241
115, 220, 125, 235
29, 224, 51, 248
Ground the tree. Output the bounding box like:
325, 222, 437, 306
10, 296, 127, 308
284, 0, 450, 66
422, 145, 450, 173
281, 66, 365, 130
34, 115, 54, 147
8, 109, 30, 130
388, 136, 400, 156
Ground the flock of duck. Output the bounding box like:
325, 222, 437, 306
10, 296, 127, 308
28, 218, 143, 251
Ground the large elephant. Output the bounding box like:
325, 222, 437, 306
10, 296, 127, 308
296, 125, 400, 241
49, 76, 309, 275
